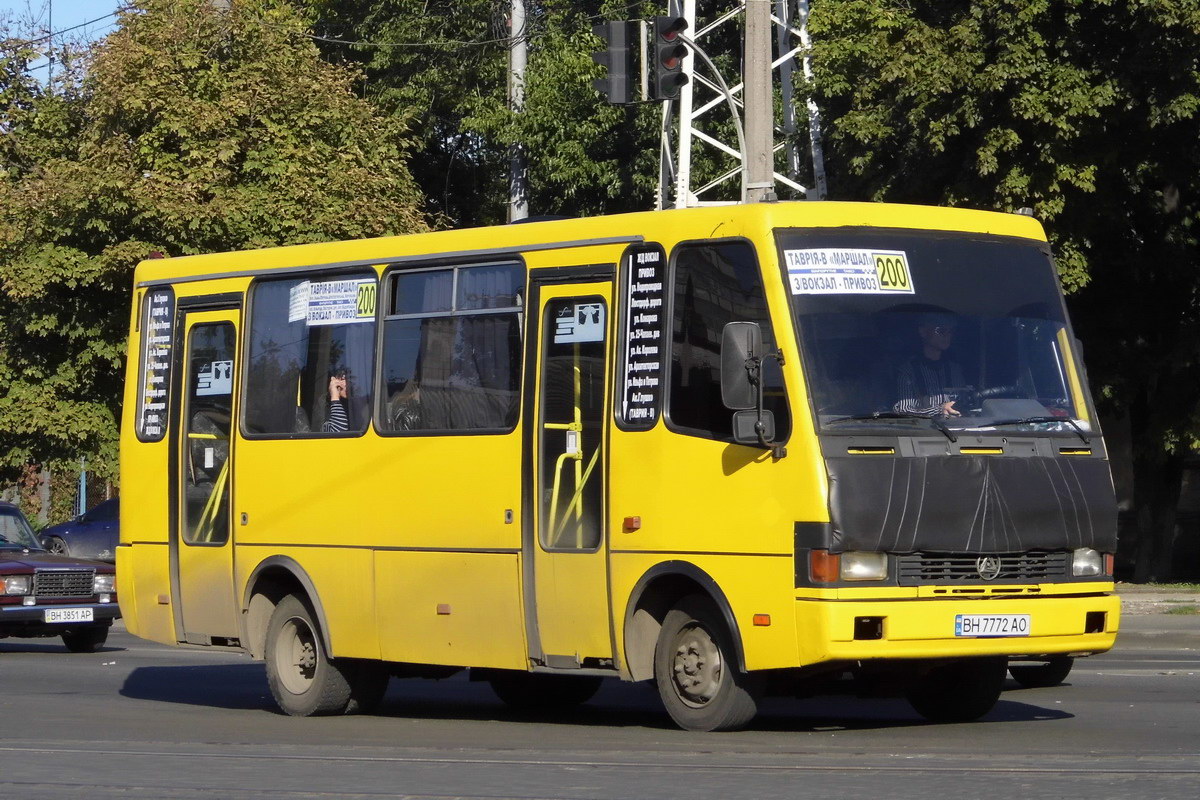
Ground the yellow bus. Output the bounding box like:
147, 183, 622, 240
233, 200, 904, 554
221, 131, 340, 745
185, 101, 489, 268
118, 202, 1119, 730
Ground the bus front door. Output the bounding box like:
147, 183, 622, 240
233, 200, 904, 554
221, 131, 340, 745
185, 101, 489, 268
525, 281, 614, 667
171, 308, 240, 644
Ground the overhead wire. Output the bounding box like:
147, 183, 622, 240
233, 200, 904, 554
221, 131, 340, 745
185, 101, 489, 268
301, 1, 649, 51
4, 9, 122, 49
3, 2, 650, 69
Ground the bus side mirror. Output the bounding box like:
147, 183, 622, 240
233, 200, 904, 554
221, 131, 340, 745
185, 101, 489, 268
720, 321, 762, 411
721, 322, 786, 456
732, 409, 775, 445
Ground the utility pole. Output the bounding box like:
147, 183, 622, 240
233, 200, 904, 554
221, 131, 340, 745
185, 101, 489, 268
672, 0, 696, 208
743, 0, 774, 203
508, 0, 529, 222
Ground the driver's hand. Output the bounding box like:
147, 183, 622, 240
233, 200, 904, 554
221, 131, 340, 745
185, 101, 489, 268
941, 400, 961, 417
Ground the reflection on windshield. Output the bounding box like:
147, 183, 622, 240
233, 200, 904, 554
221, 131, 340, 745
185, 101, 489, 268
781, 230, 1090, 436
0, 508, 42, 550
799, 310, 1080, 431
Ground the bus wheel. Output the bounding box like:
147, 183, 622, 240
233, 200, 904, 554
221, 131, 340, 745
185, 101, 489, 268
61, 625, 108, 653
906, 657, 1007, 723
1009, 656, 1074, 688
488, 672, 603, 710
653, 595, 759, 732
265, 594, 359, 716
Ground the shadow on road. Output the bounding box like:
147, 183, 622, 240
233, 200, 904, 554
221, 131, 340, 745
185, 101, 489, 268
118, 663, 1073, 730
121, 664, 273, 710
0, 640, 121, 655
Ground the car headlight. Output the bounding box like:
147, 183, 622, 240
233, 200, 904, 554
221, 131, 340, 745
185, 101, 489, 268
840, 551, 889, 581
1072, 547, 1104, 577
3, 575, 32, 595
93, 574, 116, 594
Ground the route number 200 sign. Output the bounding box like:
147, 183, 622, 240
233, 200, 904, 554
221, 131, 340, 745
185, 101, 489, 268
785, 248, 915, 296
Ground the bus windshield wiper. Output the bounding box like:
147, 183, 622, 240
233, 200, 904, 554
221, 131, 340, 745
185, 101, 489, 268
961, 416, 1090, 444
825, 412, 957, 443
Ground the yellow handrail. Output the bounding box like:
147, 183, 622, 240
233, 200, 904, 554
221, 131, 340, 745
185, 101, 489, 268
545, 338, 602, 548
191, 457, 230, 543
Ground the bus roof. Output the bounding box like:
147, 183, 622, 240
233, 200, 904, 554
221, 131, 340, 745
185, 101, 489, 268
132, 201, 1047, 287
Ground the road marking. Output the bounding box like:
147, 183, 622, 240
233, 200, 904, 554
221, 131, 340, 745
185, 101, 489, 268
2, 745, 1199, 775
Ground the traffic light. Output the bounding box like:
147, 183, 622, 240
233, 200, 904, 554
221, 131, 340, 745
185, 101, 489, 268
592, 21, 636, 105
650, 16, 689, 101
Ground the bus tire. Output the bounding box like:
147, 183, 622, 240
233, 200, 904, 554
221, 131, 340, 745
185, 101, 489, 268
653, 594, 759, 732
906, 657, 1007, 723
265, 594, 359, 716
1009, 656, 1074, 688
61, 625, 108, 653
488, 672, 603, 711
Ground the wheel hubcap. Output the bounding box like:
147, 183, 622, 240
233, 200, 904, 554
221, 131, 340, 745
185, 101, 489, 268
670, 623, 723, 708
276, 617, 318, 695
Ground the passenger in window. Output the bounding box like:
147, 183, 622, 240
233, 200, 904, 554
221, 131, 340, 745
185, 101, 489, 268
893, 314, 964, 418
387, 379, 423, 431
322, 367, 369, 433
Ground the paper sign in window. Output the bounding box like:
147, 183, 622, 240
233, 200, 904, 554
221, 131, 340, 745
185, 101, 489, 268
786, 249, 915, 295
554, 303, 605, 343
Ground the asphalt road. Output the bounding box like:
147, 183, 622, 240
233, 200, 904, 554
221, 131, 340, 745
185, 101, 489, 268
1, 627, 1198, 800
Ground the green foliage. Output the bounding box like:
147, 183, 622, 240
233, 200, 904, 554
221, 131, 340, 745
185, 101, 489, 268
0, 0, 427, 484
305, 1, 662, 225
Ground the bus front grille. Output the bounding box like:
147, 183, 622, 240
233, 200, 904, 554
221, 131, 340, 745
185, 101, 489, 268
34, 570, 96, 598
897, 552, 1069, 584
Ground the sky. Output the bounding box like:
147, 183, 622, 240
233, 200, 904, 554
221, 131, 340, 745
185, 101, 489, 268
0, 0, 125, 43
1, 1, 125, 78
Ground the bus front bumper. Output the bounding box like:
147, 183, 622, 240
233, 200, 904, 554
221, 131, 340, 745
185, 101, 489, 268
794, 591, 1120, 665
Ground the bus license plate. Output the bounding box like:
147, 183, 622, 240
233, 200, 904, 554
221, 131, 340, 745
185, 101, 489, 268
44, 607, 94, 624
955, 614, 1030, 637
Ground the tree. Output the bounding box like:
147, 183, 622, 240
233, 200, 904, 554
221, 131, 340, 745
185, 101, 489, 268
304, 1, 664, 226
807, 0, 1200, 579
0, 0, 427, 494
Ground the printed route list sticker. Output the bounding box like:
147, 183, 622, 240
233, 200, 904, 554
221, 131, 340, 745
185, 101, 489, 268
620, 245, 666, 428
137, 287, 175, 441
785, 248, 915, 295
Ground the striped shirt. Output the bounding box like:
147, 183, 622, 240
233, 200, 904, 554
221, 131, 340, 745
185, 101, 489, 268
893, 357, 964, 417
323, 399, 349, 433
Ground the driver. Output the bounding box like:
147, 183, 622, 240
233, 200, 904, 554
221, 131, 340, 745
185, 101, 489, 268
893, 313, 964, 418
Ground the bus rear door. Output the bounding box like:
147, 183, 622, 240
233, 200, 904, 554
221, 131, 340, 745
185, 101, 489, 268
171, 307, 240, 644
524, 279, 615, 667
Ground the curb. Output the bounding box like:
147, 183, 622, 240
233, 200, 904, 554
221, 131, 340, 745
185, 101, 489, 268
1113, 630, 1200, 651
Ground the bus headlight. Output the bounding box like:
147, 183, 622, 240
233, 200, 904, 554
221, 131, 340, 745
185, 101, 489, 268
93, 574, 116, 594
3, 575, 32, 595
840, 551, 888, 581
1072, 548, 1103, 577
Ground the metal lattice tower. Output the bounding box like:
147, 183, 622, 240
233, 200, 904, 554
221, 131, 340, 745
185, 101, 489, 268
659, 0, 827, 208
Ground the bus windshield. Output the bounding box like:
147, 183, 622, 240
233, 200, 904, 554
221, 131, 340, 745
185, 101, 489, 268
778, 228, 1086, 435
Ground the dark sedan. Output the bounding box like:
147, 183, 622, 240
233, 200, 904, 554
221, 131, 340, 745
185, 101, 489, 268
40, 498, 119, 563
1, 501, 119, 652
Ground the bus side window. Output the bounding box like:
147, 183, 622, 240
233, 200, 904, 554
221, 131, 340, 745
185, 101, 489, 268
668, 241, 790, 441
380, 262, 525, 434
242, 274, 376, 437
